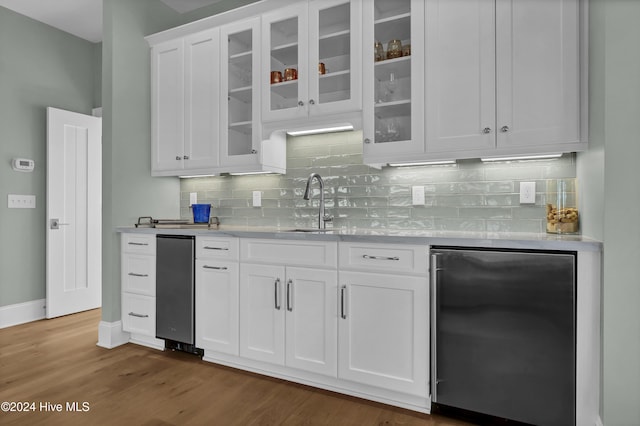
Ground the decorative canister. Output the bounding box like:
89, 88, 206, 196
386, 39, 402, 59
546, 179, 579, 234
374, 41, 385, 61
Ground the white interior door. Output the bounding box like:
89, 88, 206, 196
46, 107, 102, 319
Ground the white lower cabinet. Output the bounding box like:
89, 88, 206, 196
338, 271, 428, 397
337, 242, 429, 397
239, 263, 338, 377
121, 233, 164, 349
195, 236, 240, 355
195, 260, 240, 355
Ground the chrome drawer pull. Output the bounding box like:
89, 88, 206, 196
204, 246, 229, 251
128, 273, 149, 277
128, 242, 149, 246
340, 286, 347, 319
362, 254, 400, 261
128, 312, 149, 318
203, 265, 228, 270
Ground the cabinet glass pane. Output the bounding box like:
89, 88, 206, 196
317, 2, 351, 105
228, 29, 253, 156
269, 17, 299, 112
373, 0, 412, 144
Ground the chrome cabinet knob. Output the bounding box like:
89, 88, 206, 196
183, 155, 189, 160
176, 156, 182, 161
483, 127, 491, 134
500, 126, 510, 133
298, 101, 305, 107
364, 138, 371, 144
309, 99, 315, 105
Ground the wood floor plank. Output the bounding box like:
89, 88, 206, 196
0, 309, 474, 426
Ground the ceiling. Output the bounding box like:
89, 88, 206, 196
0, 0, 223, 43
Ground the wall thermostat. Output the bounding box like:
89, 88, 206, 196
12, 158, 35, 172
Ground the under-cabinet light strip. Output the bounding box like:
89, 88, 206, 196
480, 153, 563, 162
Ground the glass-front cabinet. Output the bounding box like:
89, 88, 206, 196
362, 0, 425, 165
220, 18, 262, 169
261, 0, 362, 123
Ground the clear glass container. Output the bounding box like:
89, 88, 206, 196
546, 179, 579, 234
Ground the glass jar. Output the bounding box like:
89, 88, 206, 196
386, 39, 403, 59
546, 179, 579, 234
374, 42, 384, 62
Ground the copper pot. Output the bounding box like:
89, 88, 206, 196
284, 68, 298, 81
270, 71, 283, 84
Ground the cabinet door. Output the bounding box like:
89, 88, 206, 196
496, 0, 582, 150
220, 18, 262, 169
239, 264, 285, 364
424, 0, 496, 155
151, 39, 184, 174
307, 0, 362, 117
196, 260, 239, 355
362, 0, 425, 164
184, 28, 220, 170
338, 271, 428, 397
262, 4, 309, 122
285, 267, 338, 377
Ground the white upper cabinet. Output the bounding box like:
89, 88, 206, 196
362, 0, 426, 165
219, 18, 264, 171
424, 0, 586, 160
151, 29, 221, 176
261, 0, 362, 124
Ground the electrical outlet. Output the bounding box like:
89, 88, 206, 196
412, 186, 425, 206
252, 191, 262, 207
189, 192, 197, 206
519, 182, 536, 204
8, 194, 36, 209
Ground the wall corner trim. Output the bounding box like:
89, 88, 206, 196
0, 299, 46, 329
97, 320, 130, 349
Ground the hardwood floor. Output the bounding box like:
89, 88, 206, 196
0, 309, 474, 426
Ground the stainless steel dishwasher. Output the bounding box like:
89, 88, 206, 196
156, 234, 201, 354
430, 247, 576, 426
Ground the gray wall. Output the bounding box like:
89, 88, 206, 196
0, 7, 97, 308
181, 131, 577, 234
594, 1, 640, 424
101, 0, 183, 323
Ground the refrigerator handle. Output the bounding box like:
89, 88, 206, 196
430, 252, 441, 401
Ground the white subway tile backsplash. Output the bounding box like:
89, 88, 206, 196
179, 131, 577, 232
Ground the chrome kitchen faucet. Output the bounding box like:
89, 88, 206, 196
303, 173, 332, 230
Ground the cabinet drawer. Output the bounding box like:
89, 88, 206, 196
122, 233, 156, 255
122, 253, 156, 296
196, 236, 239, 261
241, 239, 337, 268
339, 243, 427, 275
122, 293, 156, 337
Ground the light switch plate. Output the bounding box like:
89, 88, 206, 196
519, 182, 536, 204
252, 191, 262, 207
8, 194, 36, 209
412, 186, 425, 206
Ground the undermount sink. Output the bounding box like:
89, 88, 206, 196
283, 228, 334, 233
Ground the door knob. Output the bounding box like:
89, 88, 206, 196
50, 219, 70, 230
500, 126, 510, 133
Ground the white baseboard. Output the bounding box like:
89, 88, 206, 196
0, 299, 46, 329
97, 320, 130, 349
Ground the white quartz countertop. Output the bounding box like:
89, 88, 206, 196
116, 225, 602, 252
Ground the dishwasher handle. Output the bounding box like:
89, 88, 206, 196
430, 252, 442, 401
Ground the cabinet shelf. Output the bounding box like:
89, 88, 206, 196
375, 56, 411, 79
271, 42, 299, 67
374, 100, 411, 119
320, 70, 351, 93
229, 121, 253, 135
375, 14, 411, 46
319, 30, 351, 60
230, 50, 252, 61
270, 79, 299, 99
229, 86, 252, 103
